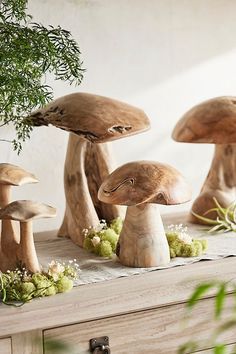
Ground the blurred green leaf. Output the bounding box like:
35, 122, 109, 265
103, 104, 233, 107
214, 344, 227, 354
44, 339, 75, 353
187, 283, 216, 309
215, 320, 236, 336
215, 284, 226, 319
177, 341, 198, 354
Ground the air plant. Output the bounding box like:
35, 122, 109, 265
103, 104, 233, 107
192, 198, 236, 233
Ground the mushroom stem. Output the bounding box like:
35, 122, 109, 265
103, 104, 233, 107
0, 185, 19, 261
58, 134, 122, 246
0, 184, 11, 207
191, 143, 236, 222
117, 203, 170, 267
20, 221, 40, 273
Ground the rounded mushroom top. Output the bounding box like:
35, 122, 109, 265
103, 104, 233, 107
0, 200, 56, 222
172, 96, 236, 144
0, 164, 38, 186
29, 93, 150, 143
98, 161, 191, 206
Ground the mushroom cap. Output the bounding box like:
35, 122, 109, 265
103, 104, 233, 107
98, 161, 191, 206
29, 93, 150, 143
0, 200, 56, 222
172, 96, 236, 144
0, 163, 38, 186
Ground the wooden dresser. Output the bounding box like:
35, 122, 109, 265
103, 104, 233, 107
0, 237, 236, 353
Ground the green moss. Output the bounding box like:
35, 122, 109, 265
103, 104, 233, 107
20, 282, 36, 295
84, 218, 122, 258
56, 276, 73, 293
83, 237, 94, 251
44, 285, 57, 296
99, 240, 113, 257
99, 229, 119, 252
166, 231, 208, 258
110, 217, 123, 235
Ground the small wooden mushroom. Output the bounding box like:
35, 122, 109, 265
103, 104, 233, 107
172, 96, 236, 223
0, 200, 56, 273
29, 93, 150, 247
98, 161, 191, 267
0, 164, 38, 270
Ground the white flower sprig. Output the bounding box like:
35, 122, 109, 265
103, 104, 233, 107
167, 224, 193, 245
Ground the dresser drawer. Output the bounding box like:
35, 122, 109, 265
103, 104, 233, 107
44, 295, 235, 354
0, 338, 11, 354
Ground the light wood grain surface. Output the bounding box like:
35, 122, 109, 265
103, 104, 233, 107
0, 255, 236, 338
45, 295, 236, 354
0, 337, 11, 354
11, 330, 43, 354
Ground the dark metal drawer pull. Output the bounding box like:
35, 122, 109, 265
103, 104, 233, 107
89, 336, 110, 353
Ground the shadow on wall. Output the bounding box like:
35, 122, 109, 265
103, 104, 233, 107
29, 0, 236, 97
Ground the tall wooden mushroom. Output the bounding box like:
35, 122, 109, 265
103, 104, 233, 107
0, 164, 38, 270
0, 200, 56, 273
98, 161, 191, 267
172, 96, 236, 223
29, 93, 150, 247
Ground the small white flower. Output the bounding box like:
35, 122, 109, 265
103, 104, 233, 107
91, 236, 101, 246
48, 260, 65, 280
178, 232, 192, 245
82, 228, 89, 236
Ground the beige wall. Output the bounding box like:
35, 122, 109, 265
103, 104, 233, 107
2, 0, 236, 230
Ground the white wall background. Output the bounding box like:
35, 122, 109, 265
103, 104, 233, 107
2, 0, 236, 231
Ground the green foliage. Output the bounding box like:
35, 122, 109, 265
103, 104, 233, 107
180, 281, 236, 353
215, 283, 226, 319
192, 198, 236, 233
214, 345, 227, 354
83, 218, 123, 258
177, 341, 198, 354
0, 260, 79, 306
187, 282, 216, 309
44, 339, 77, 354
0, 0, 84, 153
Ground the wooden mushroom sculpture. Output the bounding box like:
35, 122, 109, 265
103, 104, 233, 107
0, 164, 38, 271
98, 161, 191, 267
0, 201, 56, 273
28, 93, 150, 247
172, 96, 236, 223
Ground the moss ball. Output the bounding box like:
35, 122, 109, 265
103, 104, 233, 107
20, 282, 36, 296
166, 231, 207, 258
83, 237, 94, 251
56, 276, 73, 293
110, 217, 123, 234
45, 285, 57, 296
100, 229, 119, 252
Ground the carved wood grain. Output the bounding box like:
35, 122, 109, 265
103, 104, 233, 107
190, 144, 236, 223
118, 204, 170, 267
172, 96, 236, 224
58, 134, 122, 246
